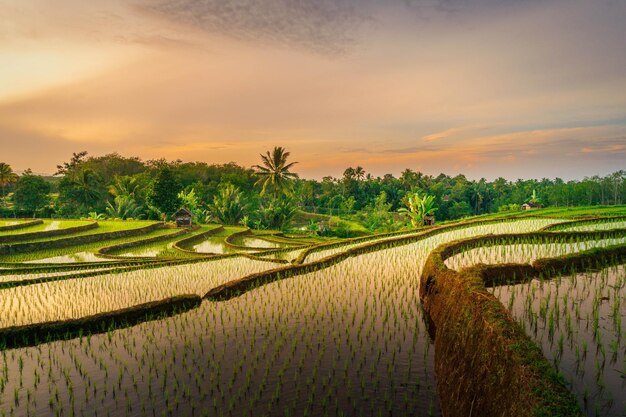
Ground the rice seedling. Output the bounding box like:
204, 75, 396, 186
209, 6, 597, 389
434, 229, 626, 416
494, 265, 625, 416
0, 234, 443, 416
5, 220, 156, 245
0, 227, 178, 264
445, 237, 626, 270
0, 210, 622, 417
0, 220, 92, 237
190, 227, 245, 255
0, 256, 275, 328
108, 225, 218, 259
304, 218, 564, 263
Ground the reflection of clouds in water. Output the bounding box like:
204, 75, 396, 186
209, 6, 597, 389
193, 238, 231, 254
119, 249, 160, 258
26, 251, 109, 264
43, 221, 60, 231
241, 238, 281, 248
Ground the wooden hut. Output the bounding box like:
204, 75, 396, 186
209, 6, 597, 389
175, 208, 193, 227
424, 215, 435, 226
521, 202, 541, 211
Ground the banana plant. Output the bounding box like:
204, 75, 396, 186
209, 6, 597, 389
399, 192, 438, 227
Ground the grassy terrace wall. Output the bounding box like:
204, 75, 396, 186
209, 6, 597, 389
172, 225, 224, 254
240, 252, 290, 264
419, 264, 581, 417
0, 260, 147, 278
0, 222, 161, 255
258, 233, 313, 246
0, 254, 221, 290
294, 214, 561, 264
440, 228, 626, 257
293, 227, 417, 264
0, 295, 201, 350
418, 231, 626, 417
0, 221, 97, 244
0, 247, 262, 290
540, 215, 626, 231
205, 215, 557, 300
252, 242, 316, 259
223, 229, 276, 251
206, 222, 620, 414
97, 226, 193, 259
0, 219, 43, 232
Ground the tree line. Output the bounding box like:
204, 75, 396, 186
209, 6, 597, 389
0, 151, 624, 232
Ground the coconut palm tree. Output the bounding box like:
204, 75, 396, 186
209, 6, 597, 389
0, 163, 18, 207
105, 195, 144, 220
354, 166, 366, 181
70, 169, 105, 211
109, 175, 146, 200
108, 175, 149, 211
209, 184, 249, 225
254, 146, 298, 199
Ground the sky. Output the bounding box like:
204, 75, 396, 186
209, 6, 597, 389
1, 0, 625, 180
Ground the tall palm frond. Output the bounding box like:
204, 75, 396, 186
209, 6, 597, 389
72, 169, 104, 208
109, 176, 145, 199
0, 163, 18, 207
105, 195, 144, 220
253, 146, 298, 199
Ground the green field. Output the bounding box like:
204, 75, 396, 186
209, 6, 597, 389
0, 208, 624, 417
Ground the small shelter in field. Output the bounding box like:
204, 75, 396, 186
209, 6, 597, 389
175, 208, 193, 227
424, 215, 435, 226
521, 202, 541, 211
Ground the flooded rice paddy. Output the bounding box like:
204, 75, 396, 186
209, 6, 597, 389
0, 215, 624, 417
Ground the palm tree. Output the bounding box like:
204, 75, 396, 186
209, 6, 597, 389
354, 166, 366, 181
254, 146, 298, 199
109, 175, 148, 210
0, 163, 18, 207
71, 169, 104, 210
209, 184, 249, 225
343, 167, 356, 181
109, 175, 146, 200
105, 195, 144, 220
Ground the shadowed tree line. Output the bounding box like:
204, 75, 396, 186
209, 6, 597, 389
0, 152, 624, 233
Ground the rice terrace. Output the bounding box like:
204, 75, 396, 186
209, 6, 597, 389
1, 164, 625, 417
2, 1, 626, 416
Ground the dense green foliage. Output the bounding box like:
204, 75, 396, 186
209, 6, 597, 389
209, 184, 249, 225
399, 192, 438, 227
0, 152, 624, 233
12, 174, 51, 217
0, 162, 17, 208
253, 146, 298, 198
149, 167, 183, 220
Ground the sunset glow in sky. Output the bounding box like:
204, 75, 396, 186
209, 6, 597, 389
1, 0, 625, 179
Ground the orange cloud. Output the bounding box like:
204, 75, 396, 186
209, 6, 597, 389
1, 0, 625, 181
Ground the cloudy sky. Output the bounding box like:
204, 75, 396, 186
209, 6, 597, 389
1, 0, 625, 179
